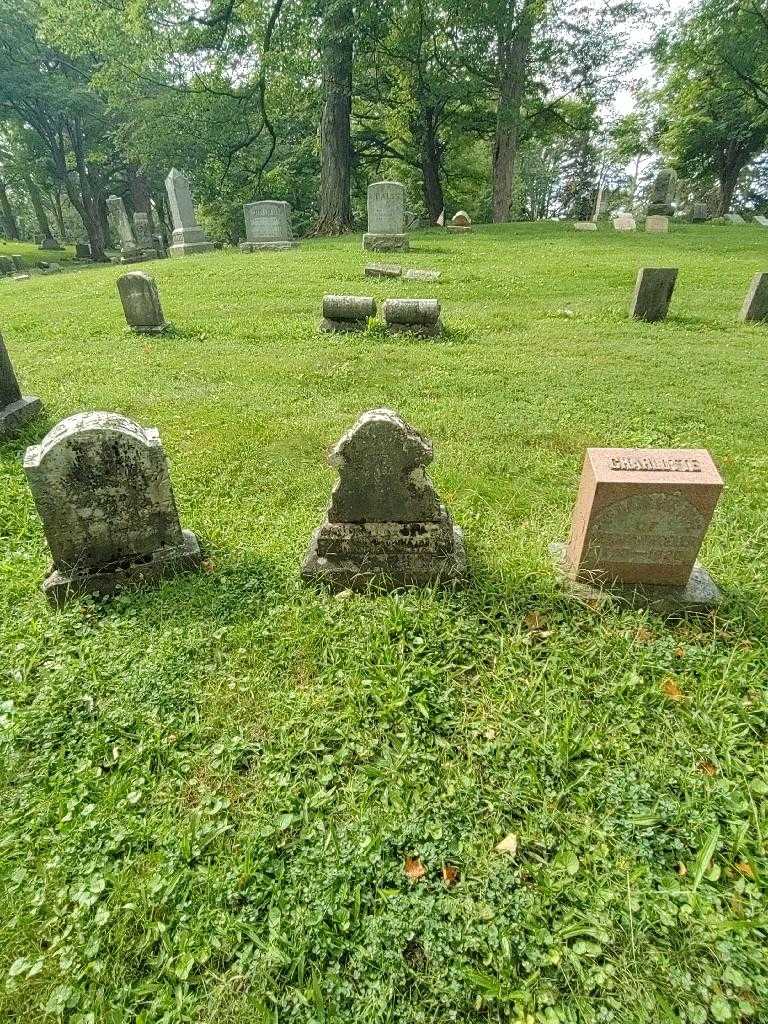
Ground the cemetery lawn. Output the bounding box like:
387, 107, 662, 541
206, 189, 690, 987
2, 222, 768, 1024
0, 239, 75, 265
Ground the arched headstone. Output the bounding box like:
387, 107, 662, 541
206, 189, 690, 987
302, 408, 466, 590
117, 271, 169, 334
24, 412, 202, 605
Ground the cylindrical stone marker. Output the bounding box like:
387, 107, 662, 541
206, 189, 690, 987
320, 294, 376, 332
383, 298, 442, 336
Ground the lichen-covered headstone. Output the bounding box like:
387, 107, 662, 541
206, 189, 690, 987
165, 168, 214, 257
754, 215, 768, 228
645, 215, 670, 233
23, 412, 202, 605
117, 271, 169, 334
0, 333, 42, 439
320, 295, 376, 332
740, 272, 768, 322
240, 201, 298, 252
574, 221, 598, 231
363, 182, 409, 252
383, 298, 442, 336
302, 408, 466, 590
74, 242, 91, 260
364, 263, 402, 278
132, 213, 159, 258
630, 268, 678, 322
724, 213, 746, 224
647, 167, 677, 217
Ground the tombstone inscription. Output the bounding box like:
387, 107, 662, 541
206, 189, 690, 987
550, 447, 724, 609
24, 412, 202, 605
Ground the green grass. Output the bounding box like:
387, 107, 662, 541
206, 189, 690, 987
0, 238, 75, 266
1, 223, 767, 1024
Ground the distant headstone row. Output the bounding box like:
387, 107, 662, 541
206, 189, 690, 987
11, 405, 724, 612
320, 295, 442, 335
630, 267, 768, 323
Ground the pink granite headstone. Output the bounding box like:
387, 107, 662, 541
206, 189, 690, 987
564, 448, 723, 588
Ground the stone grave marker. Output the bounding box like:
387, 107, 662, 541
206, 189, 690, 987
39, 235, 63, 251
11, 255, 29, 272
320, 295, 376, 332
365, 263, 402, 278
302, 408, 466, 590
363, 182, 409, 252
647, 166, 677, 216
448, 211, 472, 233
403, 269, 440, 282
240, 201, 298, 252
645, 215, 669, 233
117, 271, 169, 333
612, 214, 636, 231
165, 168, 214, 257
24, 412, 202, 605
629, 267, 678, 322
107, 195, 143, 262
0, 256, 14, 275
690, 203, 709, 222
550, 447, 723, 609
132, 213, 159, 258
754, 215, 768, 228
574, 221, 598, 231
724, 213, 746, 224
740, 272, 768, 322
75, 242, 91, 259
383, 298, 442, 336
0, 333, 42, 439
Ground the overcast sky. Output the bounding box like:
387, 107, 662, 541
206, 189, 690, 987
613, 0, 691, 113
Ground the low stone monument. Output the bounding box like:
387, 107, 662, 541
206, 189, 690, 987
645, 215, 670, 233
754, 215, 768, 228
690, 203, 709, 223
39, 235, 63, 251
302, 408, 466, 590
403, 269, 441, 282
551, 447, 723, 609
574, 221, 598, 231
165, 168, 214, 257
383, 298, 442, 337
630, 268, 678, 322
0, 333, 42, 439
107, 195, 143, 262
365, 263, 402, 278
132, 213, 159, 259
75, 242, 91, 259
647, 167, 677, 217
448, 211, 472, 233
24, 412, 202, 606
363, 181, 409, 252
117, 271, 169, 334
740, 273, 768, 322
320, 295, 376, 332
240, 201, 298, 252
724, 213, 746, 224
612, 214, 636, 231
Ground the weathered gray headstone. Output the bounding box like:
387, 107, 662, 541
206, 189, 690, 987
724, 213, 746, 224
365, 263, 402, 278
612, 214, 636, 231
363, 182, 409, 252
165, 168, 214, 257
11, 255, 29, 272
107, 195, 141, 262
647, 167, 677, 217
132, 213, 158, 257
0, 333, 42, 439
39, 236, 63, 251
302, 408, 466, 590
690, 203, 709, 223
383, 298, 442, 336
630, 268, 678, 322
24, 412, 202, 605
403, 269, 441, 282
240, 201, 298, 252
448, 211, 472, 233
754, 215, 768, 228
740, 272, 768, 322
75, 242, 91, 259
645, 215, 669, 234
116, 271, 169, 333
320, 294, 376, 332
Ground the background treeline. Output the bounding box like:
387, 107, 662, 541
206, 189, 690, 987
0, 0, 767, 258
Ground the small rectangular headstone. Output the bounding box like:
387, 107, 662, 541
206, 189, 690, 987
612, 214, 636, 231
753, 215, 768, 228
363, 182, 409, 252
240, 201, 297, 251
629, 267, 678, 322
740, 272, 768, 322
645, 215, 669, 233
117, 271, 169, 333
551, 447, 723, 609
574, 221, 598, 231
724, 213, 746, 224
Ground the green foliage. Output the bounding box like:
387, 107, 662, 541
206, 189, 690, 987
1, 224, 768, 1021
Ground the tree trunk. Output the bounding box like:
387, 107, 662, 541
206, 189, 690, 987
0, 176, 20, 239
51, 190, 67, 240
66, 122, 108, 261
716, 144, 746, 215
492, 0, 536, 223
128, 164, 156, 231
24, 175, 55, 240
420, 108, 444, 223
313, 0, 353, 234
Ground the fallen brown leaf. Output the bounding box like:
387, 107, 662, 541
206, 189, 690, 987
698, 761, 718, 776
634, 627, 654, 643
202, 559, 217, 574
662, 678, 684, 701
441, 864, 459, 887
674, 646, 685, 659
524, 610, 546, 631
735, 861, 755, 879
404, 856, 426, 881
495, 833, 518, 857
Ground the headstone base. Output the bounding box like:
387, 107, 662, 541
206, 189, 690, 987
169, 241, 215, 257
320, 318, 368, 333
386, 321, 443, 338
363, 233, 409, 252
0, 395, 42, 439
239, 241, 298, 252
43, 528, 202, 608
302, 516, 466, 591
365, 263, 402, 277
447, 225, 472, 233
549, 542, 720, 613
120, 250, 158, 264
128, 320, 169, 335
